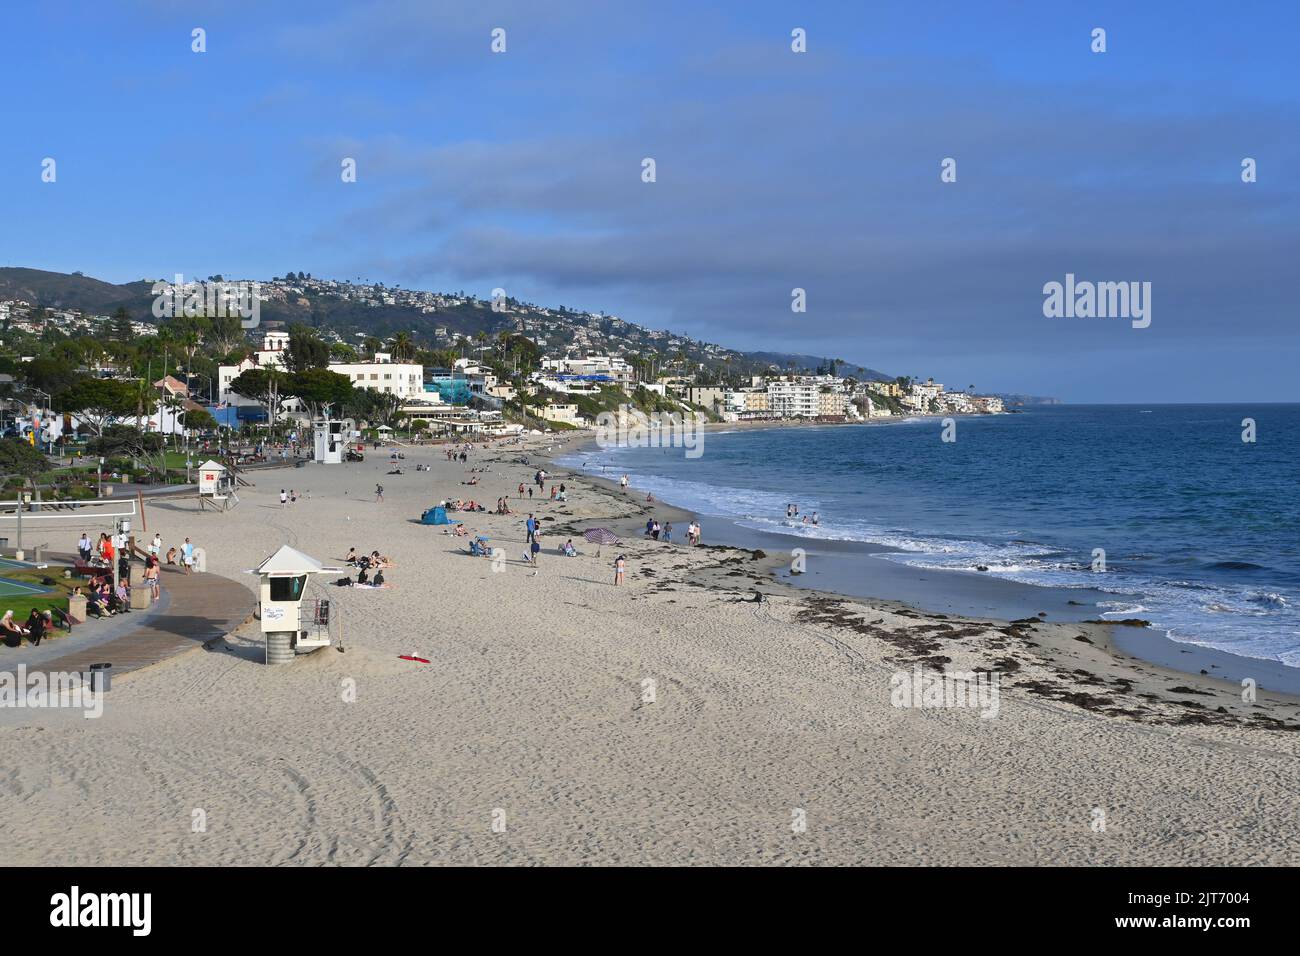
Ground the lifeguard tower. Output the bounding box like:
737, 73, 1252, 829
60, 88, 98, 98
312, 418, 354, 465
254, 545, 339, 664
197, 459, 238, 511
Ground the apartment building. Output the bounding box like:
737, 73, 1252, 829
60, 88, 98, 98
766, 380, 819, 418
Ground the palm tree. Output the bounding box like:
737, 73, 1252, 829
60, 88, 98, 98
389, 331, 415, 363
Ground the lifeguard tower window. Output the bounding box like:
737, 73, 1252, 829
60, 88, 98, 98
269, 575, 307, 602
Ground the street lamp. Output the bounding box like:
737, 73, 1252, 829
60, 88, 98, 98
98, 456, 105, 498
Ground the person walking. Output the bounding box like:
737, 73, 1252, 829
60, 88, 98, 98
145, 556, 161, 601
280, 489, 288, 508
525, 514, 536, 544
181, 537, 196, 574
529, 536, 541, 574
614, 554, 625, 586
77, 532, 92, 562
148, 532, 162, 559
375, 484, 384, 503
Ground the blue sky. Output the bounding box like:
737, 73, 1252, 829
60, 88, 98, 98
1, 0, 1296, 402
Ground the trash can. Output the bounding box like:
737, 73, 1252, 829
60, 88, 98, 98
87, 663, 112, 693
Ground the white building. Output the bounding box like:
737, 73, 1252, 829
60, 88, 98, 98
766, 380, 819, 418
541, 354, 635, 386
217, 332, 423, 410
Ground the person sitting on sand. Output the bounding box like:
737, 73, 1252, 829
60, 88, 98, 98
463, 476, 478, 485
1, 610, 26, 647
562, 539, 577, 557
452, 524, 468, 537
373, 569, 385, 587
345, 548, 358, 564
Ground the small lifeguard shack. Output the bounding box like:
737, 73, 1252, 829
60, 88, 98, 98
197, 459, 237, 510
312, 418, 354, 465
255, 545, 337, 664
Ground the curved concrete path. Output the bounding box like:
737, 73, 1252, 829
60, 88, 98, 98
2, 565, 255, 679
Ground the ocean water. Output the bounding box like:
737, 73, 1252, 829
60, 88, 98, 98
561, 405, 1300, 667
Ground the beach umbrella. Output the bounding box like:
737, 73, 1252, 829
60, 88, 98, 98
583, 528, 621, 545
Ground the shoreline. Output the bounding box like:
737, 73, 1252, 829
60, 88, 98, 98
0, 428, 1296, 865
540, 429, 1300, 703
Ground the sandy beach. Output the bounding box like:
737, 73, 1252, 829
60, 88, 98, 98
1, 432, 1297, 866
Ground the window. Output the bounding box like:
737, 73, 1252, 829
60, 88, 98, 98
269, 575, 307, 602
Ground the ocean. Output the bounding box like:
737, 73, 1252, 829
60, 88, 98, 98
561, 405, 1300, 668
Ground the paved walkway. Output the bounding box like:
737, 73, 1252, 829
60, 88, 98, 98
2, 566, 255, 679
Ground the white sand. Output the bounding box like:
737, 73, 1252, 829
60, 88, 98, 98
1, 436, 1297, 865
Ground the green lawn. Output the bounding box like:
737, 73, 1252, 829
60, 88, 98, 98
0, 567, 73, 617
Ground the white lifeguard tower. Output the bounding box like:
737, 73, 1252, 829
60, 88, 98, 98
313, 418, 354, 464
255, 545, 338, 664
197, 459, 237, 511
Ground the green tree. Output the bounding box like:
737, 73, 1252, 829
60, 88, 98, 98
205, 315, 246, 358
112, 306, 133, 342
0, 437, 50, 494
22, 357, 83, 397
284, 325, 331, 371
329, 341, 359, 363
388, 331, 415, 362
58, 378, 138, 436
284, 368, 354, 419
229, 368, 288, 423
183, 408, 218, 432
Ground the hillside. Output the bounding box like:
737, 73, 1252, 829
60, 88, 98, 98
0, 266, 894, 381
0, 267, 142, 314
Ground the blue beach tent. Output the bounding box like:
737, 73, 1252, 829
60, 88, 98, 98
421, 506, 460, 526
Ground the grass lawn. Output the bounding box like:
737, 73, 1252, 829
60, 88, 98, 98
0, 567, 74, 617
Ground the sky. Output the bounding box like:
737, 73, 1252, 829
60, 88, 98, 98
1, 0, 1296, 402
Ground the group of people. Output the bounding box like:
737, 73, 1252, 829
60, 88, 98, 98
75, 575, 133, 619
785, 503, 820, 526
342, 548, 391, 587
642, 517, 703, 546
0, 607, 69, 648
